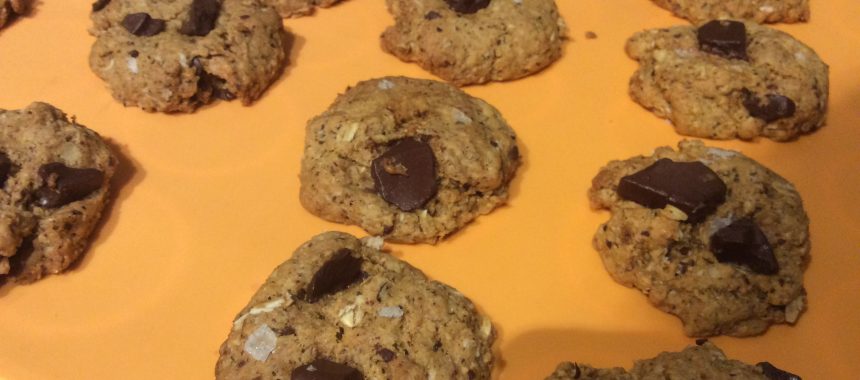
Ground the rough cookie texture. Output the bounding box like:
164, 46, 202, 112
0, 0, 28, 28
589, 141, 809, 337
651, 0, 809, 24
262, 0, 340, 18
215, 231, 495, 379
300, 77, 520, 244
0, 102, 116, 285
89, 0, 288, 113
381, 0, 567, 86
626, 20, 828, 141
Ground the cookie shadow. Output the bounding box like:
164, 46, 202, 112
0, 0, 40, 33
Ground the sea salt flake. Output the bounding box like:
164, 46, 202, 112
378, 306, 404, 318
127, 57, 139, 74
378, 79, 395, 90
451, 108, 472, 124
244, 324, 277, 361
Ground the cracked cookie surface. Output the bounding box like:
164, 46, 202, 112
588, 140, 809, 337
0, 0, 29, 29
215, 231, 495, 379
89, 0, 288, 113
300, 77, 520, 244
651, 0, 809, 24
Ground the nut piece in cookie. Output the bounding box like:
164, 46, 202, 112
588, 140, 809, 337
650, 0, 810, 24
0, 102, 117, 285
215, 231, 496, 379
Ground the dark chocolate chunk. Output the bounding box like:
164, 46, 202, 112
305, 249, 363, 303
697, 20, 748, 60
695, 338, 708, 345
291, 359, 364, 380
424, 11, 442, 20
617, 158, 727, 223
180, 0, 221, 37
710, 217, 779, 275
371, 138, 438, 212
91, 0, 111, 12
0, 152, 12, 187
757, 362, 802, 380
376, 347, 396, 362
741, 89, 796, 123
191, 57, 235, 101
444, 0, 490, 14
129, 50, 139, 58
276, 326, 296, 336
122, 13, 166, 37
33, 163, 104, 209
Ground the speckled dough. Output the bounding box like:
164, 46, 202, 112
0, 0, 29, 28
651, 0, 809, 24
588, 141, 809, 337
262, 0, 340, 18
381, 0, 567, 86
0, 102, 116, 284
626, 21, 828, 141
300, 77, 520, 244
89, 0, 288, 113
216, 231, 495, 379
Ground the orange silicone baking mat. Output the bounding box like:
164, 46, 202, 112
1, 1, 858, 379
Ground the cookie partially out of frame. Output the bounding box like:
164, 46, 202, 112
263, 0, 341, 18
589, 140, 809, 337
0, 0, 29, 29
626, 20, 828, 141
0, 102, 116, 284
89, 0, 288, 113
300, 77, 520, 244
215, 231, 495, 379
650, 0, 809, 24
381, 0, 567, 86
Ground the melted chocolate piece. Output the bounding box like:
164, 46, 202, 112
292, 359, 364, 380
91, 0, 111, 12
371, 138, 438, 212
697, 20, 748, 60
710, 217, 779, 275
424, 11, 442, 20
191, 57, 235, 101
618, 159, 727, 223
122, 13, 166, 37
180, 0, 221, 37
757, 362, 802, 380
742, 89, 796, 123
444, 0, 490, 14
376, 347, 396, 362
33, 163, 104, 209
0, 152, 11, 187
305, 249, 363, 303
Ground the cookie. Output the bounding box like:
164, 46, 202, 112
650, 0, 809, 24
547, 341, 801, 379
626, 20, 828, 141
262, 0, 340, 18
588, 140, 809, 337
215, 231, 495, 379
0, 102, 116, 285
89, 0, 288, 113
299, 77, 520, 244
381, 0, 567, 86
0, 0, 28, 28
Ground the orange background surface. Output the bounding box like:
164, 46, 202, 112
1, 1, 859, 379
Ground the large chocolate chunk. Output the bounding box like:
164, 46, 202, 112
697, 20, 748, 60
710, 217, 779, 275
122, 13, 166, 37
291, 359, 364, 380
444, 0, 490, 14
33, 163, 104, 209
0, 152, 11, 187
742, 89, 796, 123
371, 138, 438, 212
180, 0, 220, 37
305, 249, 363, 303
91, 0, 111, 12
757, 362, 802, 380
618, 159, 727, 223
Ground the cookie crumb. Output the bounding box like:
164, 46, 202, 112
585, 31, 597, 39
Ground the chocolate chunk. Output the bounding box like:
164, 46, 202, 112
371, 138, 438, 212
376, 347, 396, 362
0, 152, 11, 187
618, 159, 727, 223
710, 217, 779, 275
276, 326, 296, 336
757, 362, 802, 380
695, 338, 708, 345
697, 20, 748, 60
424, 11, 442, 20
91, 0, 110, 12
33, 163, 104, 209
291, 359, 364, 380
742, 89, 796, 123
190, 57, 235, 101
305, 249, 363, 303
444, 0, 490, 14
180, 0, 221, 37
122, 13, 166, 37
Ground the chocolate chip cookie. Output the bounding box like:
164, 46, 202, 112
626, 20, 828, 141
650, 0, 809, 24
0, 0, 29, 29
381, 0, 567, 86
0, 102, 117, 285
547, 341, 801, 379
299, 77, 520, 244
588, 140, 809, 337
89, 0, 288, 113
215, 231, 495, 379
263, 0, 340, 18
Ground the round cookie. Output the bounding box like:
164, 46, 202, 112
215, 231, 495, 379
0, 102, 116, 284
588, 140, 809, 337
650, 0, 809, 24
0, 0, 28, 28
546, 341, 800, 379
626, 20, 828, 141
381, 0, 567, 86
299, 77, 520, 244
262, 0, 341, 18
89, 0, 288, 113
